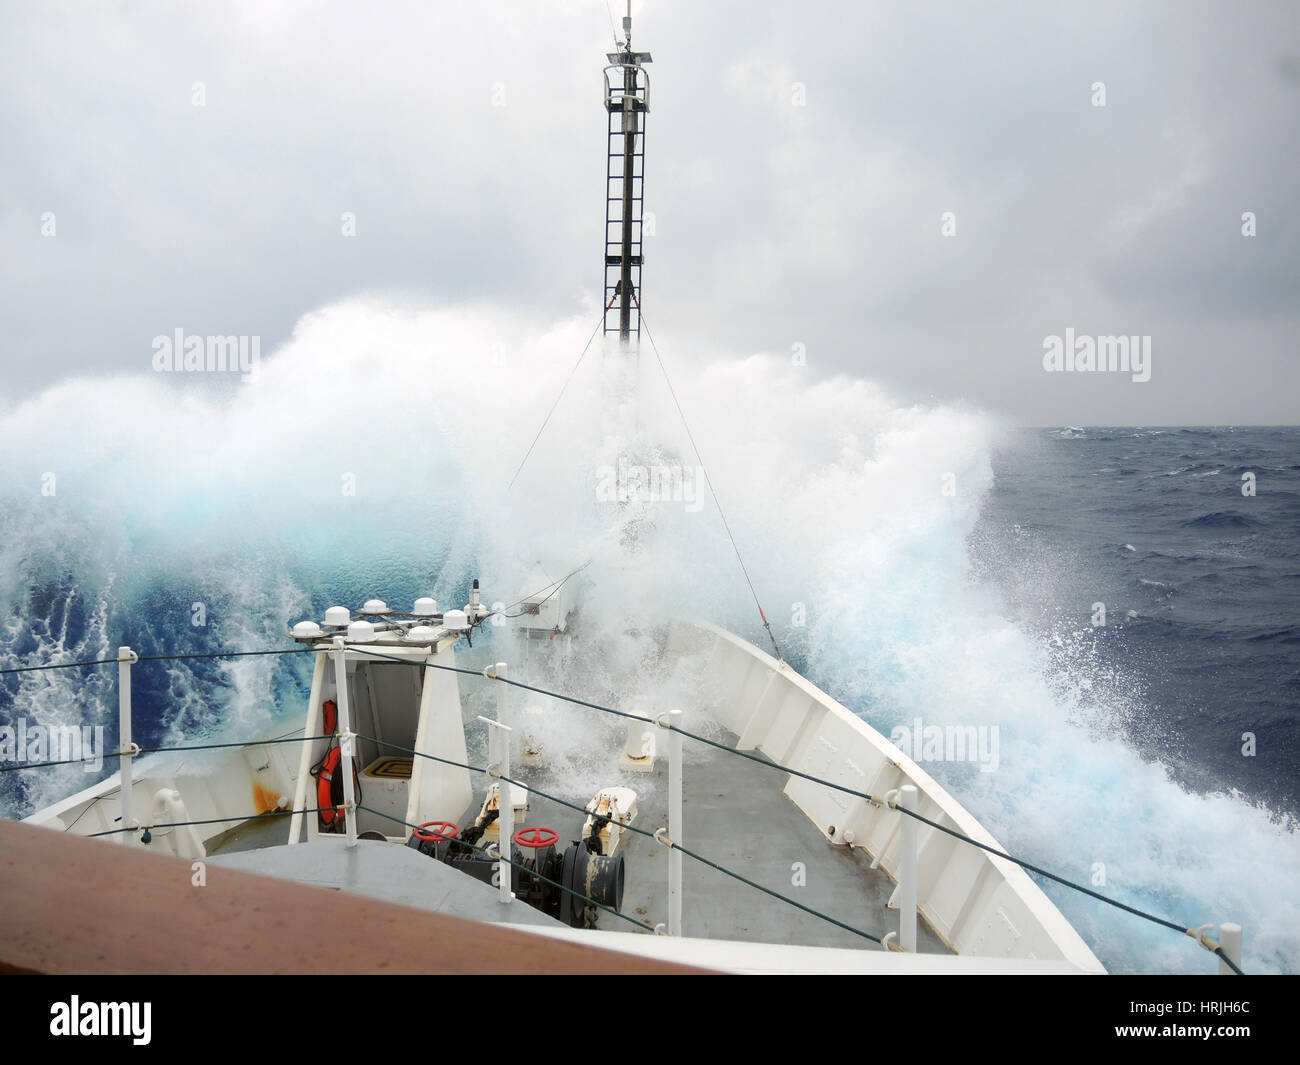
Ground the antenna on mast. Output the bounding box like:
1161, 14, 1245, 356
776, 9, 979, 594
602, 6, 651, 352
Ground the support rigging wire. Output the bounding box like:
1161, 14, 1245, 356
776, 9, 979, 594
506, 309, 609, 491
638, 308, 784, 662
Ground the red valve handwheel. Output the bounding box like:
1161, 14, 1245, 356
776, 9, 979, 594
513, 826, 559, 849
415, 820, 459, 842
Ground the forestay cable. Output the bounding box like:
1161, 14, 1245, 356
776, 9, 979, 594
638, 309, 784, 662
507, 309, 609, 490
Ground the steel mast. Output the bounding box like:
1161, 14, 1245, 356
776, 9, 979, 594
603, 4, 651, 352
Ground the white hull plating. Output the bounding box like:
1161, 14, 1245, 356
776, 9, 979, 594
669, 620, 1104, 972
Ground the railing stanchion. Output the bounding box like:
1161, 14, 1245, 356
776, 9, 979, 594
481, 699, 515, 906
289, 650, 328, 844
900, 783, 918, 952
1218, 922, 1242, 975
117, 646, 139, 845
331, 638, 359, 848
668, 708, 683, 936
495, 663, 512, 904
494, 661, 508, 730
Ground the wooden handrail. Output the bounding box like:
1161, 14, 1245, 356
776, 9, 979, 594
0, 820, 706, 975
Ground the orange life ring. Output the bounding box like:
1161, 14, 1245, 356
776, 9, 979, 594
318, 746, 343, 827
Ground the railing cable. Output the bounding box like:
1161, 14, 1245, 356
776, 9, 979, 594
3, 640, 1247, 971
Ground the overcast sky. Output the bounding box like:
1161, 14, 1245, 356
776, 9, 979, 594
2, 0, 1297, 425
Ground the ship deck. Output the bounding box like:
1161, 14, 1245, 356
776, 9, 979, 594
494, 722, 949, 953
207, 718, 948, 955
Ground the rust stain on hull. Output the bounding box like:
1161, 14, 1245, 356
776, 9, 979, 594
253, 782, 280, 814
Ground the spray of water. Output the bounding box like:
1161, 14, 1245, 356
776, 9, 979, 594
1, 297, 1295, 972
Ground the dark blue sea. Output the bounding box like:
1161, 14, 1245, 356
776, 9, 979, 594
979, 427, 1300, 816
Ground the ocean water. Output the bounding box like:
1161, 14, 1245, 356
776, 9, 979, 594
978, 426, 1300, 814
1, 300, 1296, 973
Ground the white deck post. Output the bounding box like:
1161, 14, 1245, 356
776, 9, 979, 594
899, 784, 918, 952
498, 733, 514, 905
289, 651, 328, 845
479, 709, 516, 905
494, 661, 508, 729
494, 662, 512, 904
117, 646, 139, 845
668, 708, 683, 937
1218, 922, 1242, 975
331, 638, 359, 848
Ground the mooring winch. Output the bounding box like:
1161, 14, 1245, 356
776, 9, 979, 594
406, 814, 625, 929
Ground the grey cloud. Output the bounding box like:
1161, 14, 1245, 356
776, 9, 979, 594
1, 0, 1296, 426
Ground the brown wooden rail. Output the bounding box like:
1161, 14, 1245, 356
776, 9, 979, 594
0, 820, 708, 975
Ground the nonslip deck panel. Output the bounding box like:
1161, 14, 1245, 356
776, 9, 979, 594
0, 820, 707, 975
472, 726, 951, 953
